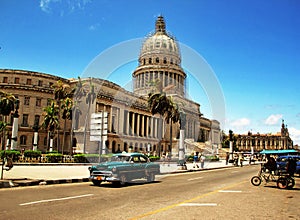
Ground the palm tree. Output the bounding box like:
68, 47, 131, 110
52, 80, 71, 153
0, 91, 16, 150
148, 91, 180, 156
61, 97, 73, 154
42, 101, 59, 152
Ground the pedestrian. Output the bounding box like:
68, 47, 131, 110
200, 154, 205, 169
193, 152, 199, 168
225, 153, 229, 165
166, 151, 171, 166
239, 154, 244, 167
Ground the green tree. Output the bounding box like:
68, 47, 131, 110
42, 101, 59, 152
61, 97, 73, 154
148, 91, 180, 155
0, 91, 16, 150
52, 80, 71, 153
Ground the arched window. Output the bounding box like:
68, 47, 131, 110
163, 57, 167, 64
149, 58, 152, 64
156, 57, 159, 63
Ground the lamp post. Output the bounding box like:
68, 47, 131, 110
11, 99, 19, 150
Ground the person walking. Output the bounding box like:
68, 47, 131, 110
193, 152, 199, 168
225, 153, 229, 165
200, 154, 205, 169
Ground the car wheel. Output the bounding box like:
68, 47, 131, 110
251, 176, 261, 186
147, 173, 155, 182
92, 180, 101, 186
119, 174, 127, 186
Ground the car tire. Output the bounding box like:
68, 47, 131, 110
119, 174, 127, 186
277, 177, 288, 189
287, 178, 295, 189
147, 172, 155, 182
92, 180, 101, 186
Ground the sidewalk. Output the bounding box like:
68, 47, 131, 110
0, 159, 238, 188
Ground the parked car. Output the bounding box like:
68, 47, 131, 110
276, 155, 300, 175
88, 152, 160, 186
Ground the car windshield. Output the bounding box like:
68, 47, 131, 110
110, 155, 130, 162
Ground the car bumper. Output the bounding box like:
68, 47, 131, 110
89, 175, 120, 182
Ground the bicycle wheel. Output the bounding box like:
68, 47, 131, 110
277, 177, 288, 189
287, 178, 295, 189
251, 176, 262, 186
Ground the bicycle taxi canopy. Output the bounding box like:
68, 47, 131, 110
260, 149, 297, 155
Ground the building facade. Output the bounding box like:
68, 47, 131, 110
0, 16, 221, 155
235, 120, 293, 152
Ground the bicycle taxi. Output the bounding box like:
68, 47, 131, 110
251, 149, 297, 189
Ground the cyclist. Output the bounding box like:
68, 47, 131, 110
264, 154, 277, 174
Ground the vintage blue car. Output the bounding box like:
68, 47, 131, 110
276, 155, 300, 176
88, 152, 160, 186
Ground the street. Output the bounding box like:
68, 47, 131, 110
0, 165, 299, 220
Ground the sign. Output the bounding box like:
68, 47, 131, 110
90, 112, 108, 141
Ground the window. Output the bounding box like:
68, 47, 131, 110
14, 77, 20, 84
112, 115, 116, 133
36, 98, 41, 107
156, 57, 159, 63
20, 135, 27, 145
26, 79, 32, 85
163, 57, 167, 64
34, 115, 40, 126
24, 97, 30, 105
22, 114, 29, 127
38, 80, 43, 86
3, 77, 8, 83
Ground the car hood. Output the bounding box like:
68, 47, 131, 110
94, 161, 129, 170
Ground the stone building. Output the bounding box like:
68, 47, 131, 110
235, 120, 293, 153
0, 69, 71, 152
0, 16, 221, 155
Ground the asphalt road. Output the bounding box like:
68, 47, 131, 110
0, 166, 299, 220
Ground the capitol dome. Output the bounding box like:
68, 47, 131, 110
140, 16, 181, 66
133, 16, 186, 97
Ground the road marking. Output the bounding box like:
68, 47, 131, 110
179, 203, 217, 207
219, 190, 242, 193
129, 180, 247, 220
188, 177, 203, 181
19, 194, 94, 206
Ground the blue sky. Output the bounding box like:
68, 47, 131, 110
1, 0, 300, 145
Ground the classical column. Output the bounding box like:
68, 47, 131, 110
146, 116, 149, 138
141, 115, 144, 137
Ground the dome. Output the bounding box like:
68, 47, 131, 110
139, 16, 181, 65
133, 16, 186, 98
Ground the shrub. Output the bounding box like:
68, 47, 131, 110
24, 150, 42, 159
148, 155, 160, 162
0, 150, 21, 162
46, 153, 63, 163
74, 154, 111, 163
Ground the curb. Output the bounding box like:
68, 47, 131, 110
1, 163, 258, 188
0, 178, 90, 188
